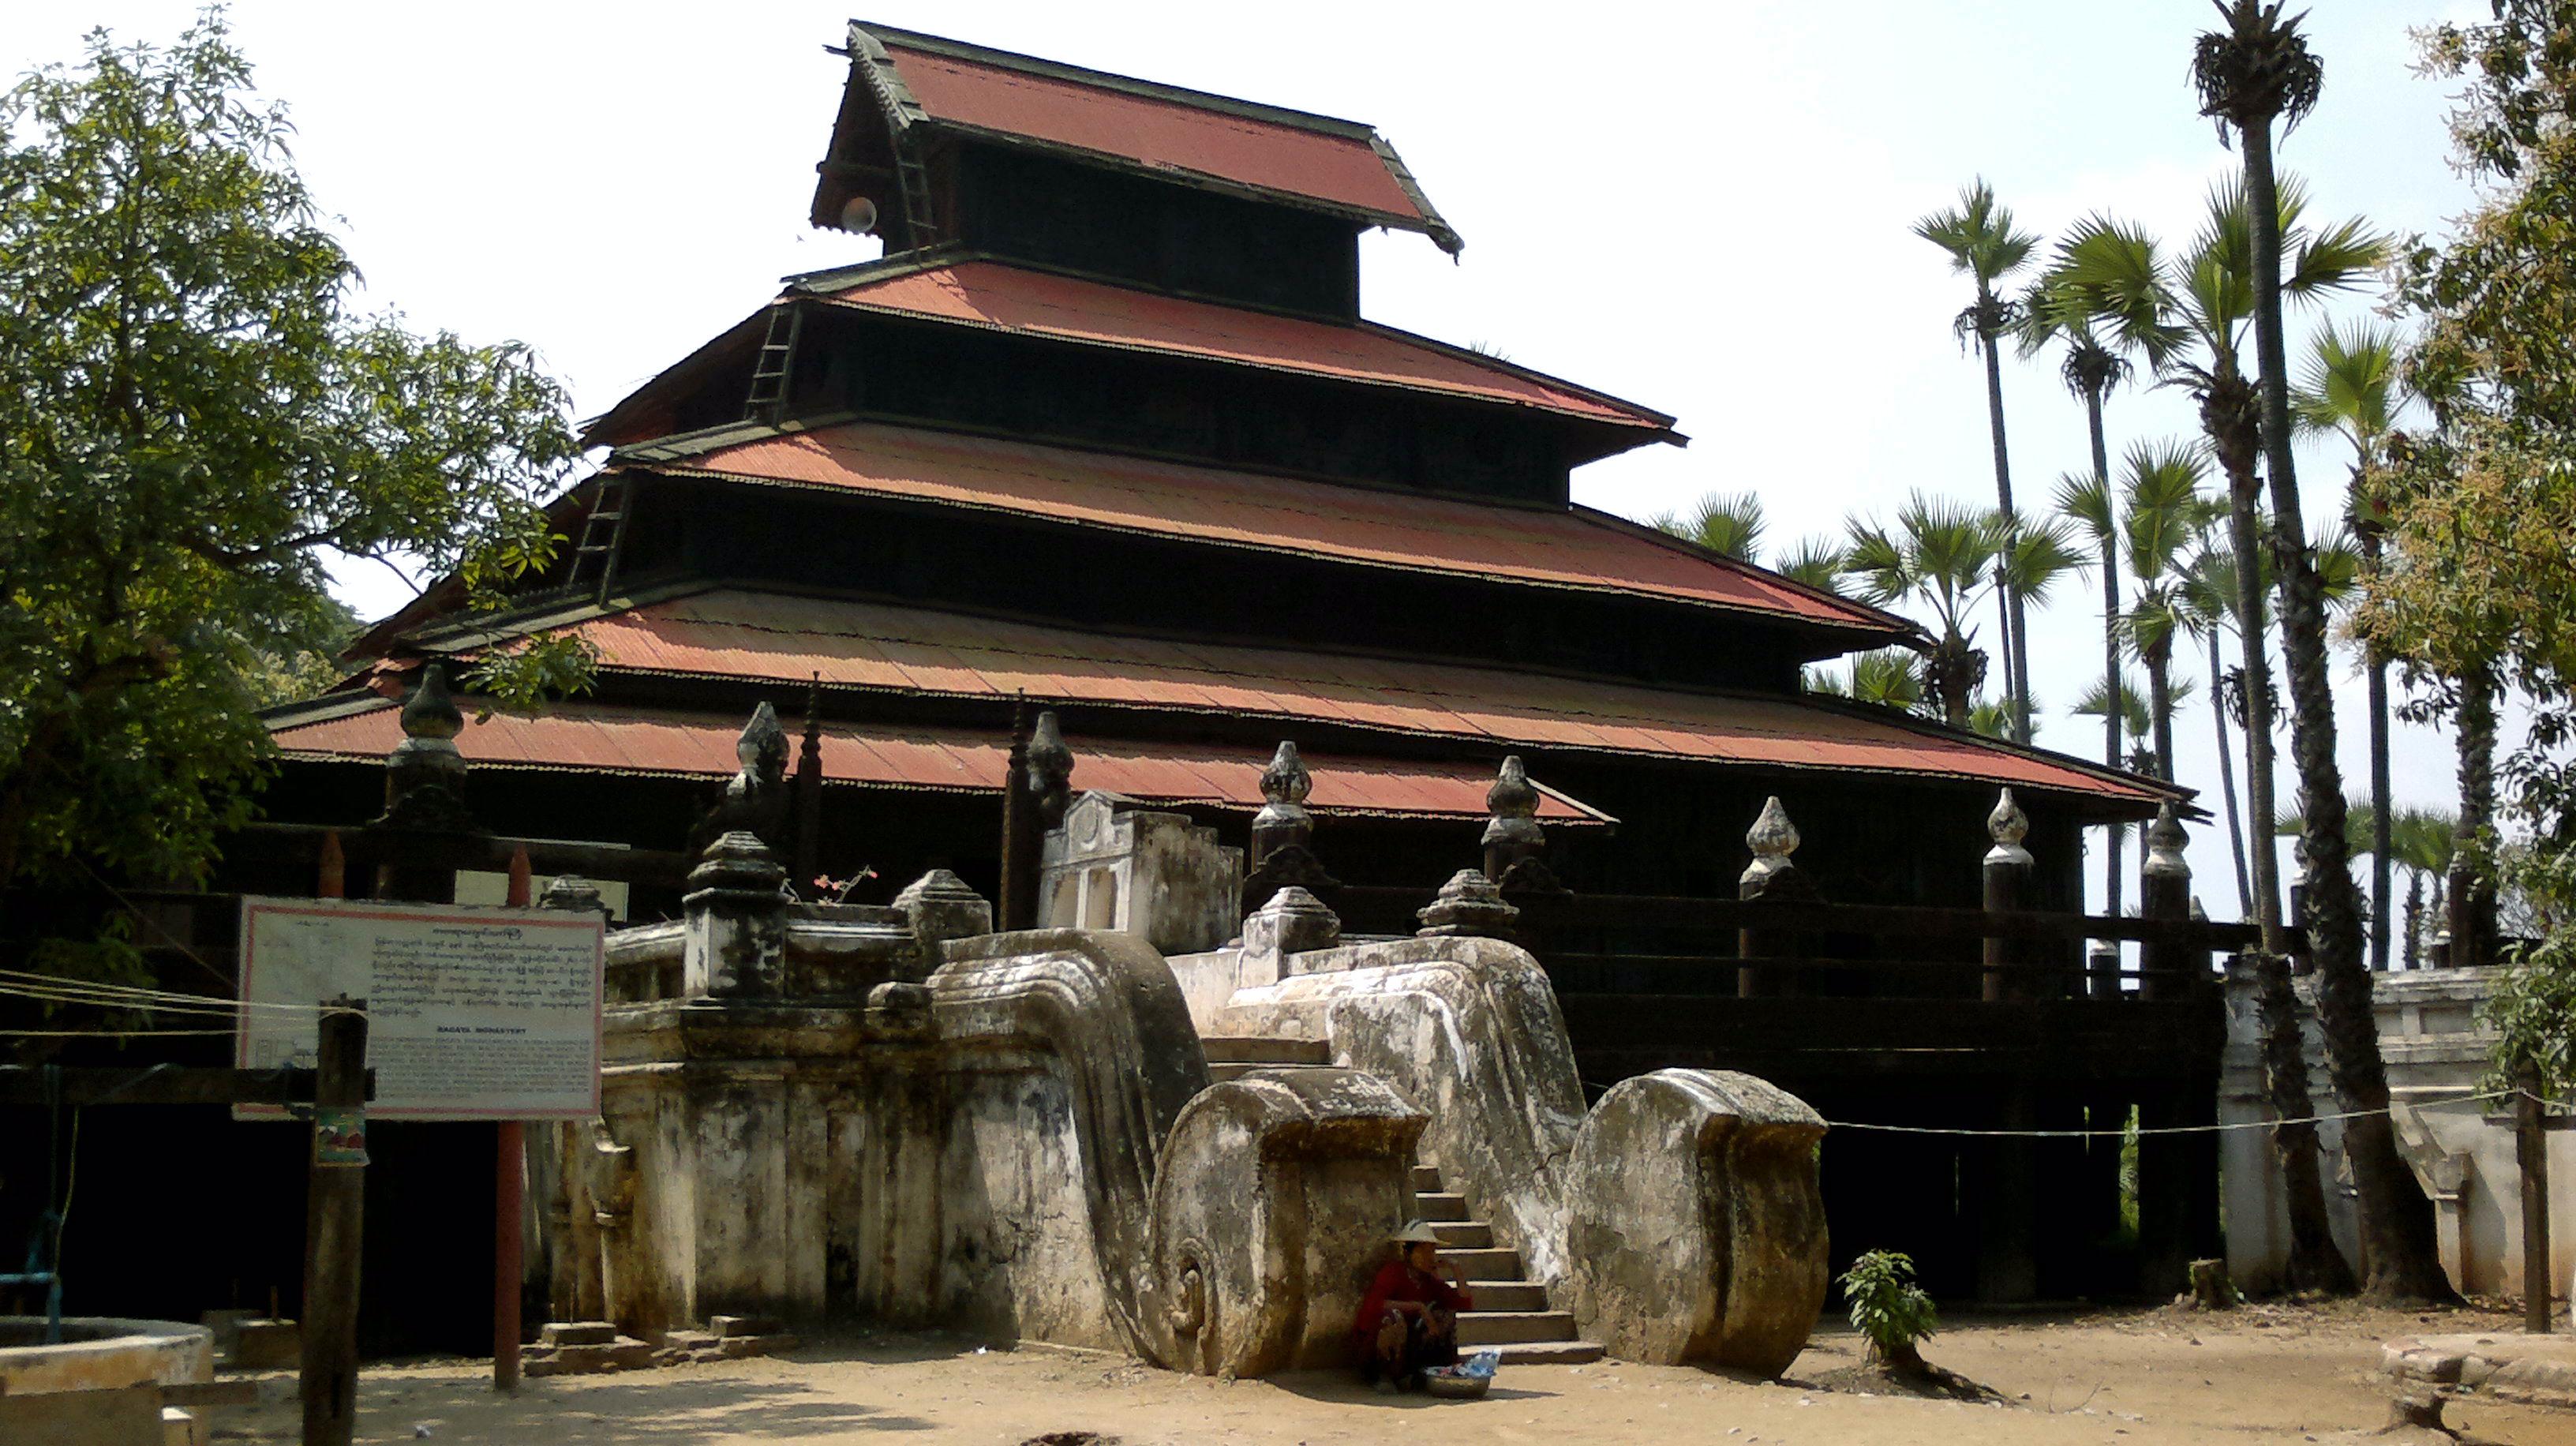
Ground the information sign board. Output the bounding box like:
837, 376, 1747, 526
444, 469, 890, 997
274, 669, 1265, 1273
234, 896, 605, 1121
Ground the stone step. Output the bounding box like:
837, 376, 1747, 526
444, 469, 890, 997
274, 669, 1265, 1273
1205, 1060, 1339, 1084
1410, 1164, 1444, 1193
1430, 1220, 1492, 1249
540, 1320, 620, 1347
1412, 1191, 1470, 1222
1488, 1339, 1607, 1365
1199, 1035, 1331, 1066
1460, 1280, 1548, 1311
1457, 1310, 1581, 1346
1436, 1246, 1518, 1279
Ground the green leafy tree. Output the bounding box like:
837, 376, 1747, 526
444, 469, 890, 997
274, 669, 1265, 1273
2194, 0, 2446, 1303
1916, 180, 2042, 744
2295, 321, 2410, 970
0, 17, 591, 908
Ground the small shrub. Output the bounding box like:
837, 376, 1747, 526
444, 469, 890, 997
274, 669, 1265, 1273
1840, 1249, 1938, 1373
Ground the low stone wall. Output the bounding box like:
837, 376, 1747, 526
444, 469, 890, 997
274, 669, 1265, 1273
2222, 963, 2576, 1303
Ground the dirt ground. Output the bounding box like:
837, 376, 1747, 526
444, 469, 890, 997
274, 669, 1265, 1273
206, 1301, 2576, 1446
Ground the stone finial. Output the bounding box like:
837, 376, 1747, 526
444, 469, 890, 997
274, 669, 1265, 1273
2143, 800, 2190, 880
738, 701, 790, 785
1741, 796, 1800, 888
539, 874, 607, 916
1985, 789, 2035, 868
1026, 710, 1075, 824
893, 867, 992, 951
1258, 740, 1312, 812
1416, 867, 1520, 939
377, 660, 479, 832
688, 829, 788, 897
1242, 884, 1342, 959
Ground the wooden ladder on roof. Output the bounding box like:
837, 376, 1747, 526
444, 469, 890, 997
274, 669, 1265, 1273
895, 147, 939, 249
564, 475, 633, 604
742, 304, 803, 424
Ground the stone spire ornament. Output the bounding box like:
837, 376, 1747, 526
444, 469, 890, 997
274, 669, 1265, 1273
1740, 796, 1801, 889
691, 701, 792, 856
1243, 739, 1336, 914
1985, 789, 2034, 868
1481, 755, 1562, 892
2143, 800, 2191, 880
1025, 709, 1076, 826
1416, 868, 1519, 940
374, 661, 480, 834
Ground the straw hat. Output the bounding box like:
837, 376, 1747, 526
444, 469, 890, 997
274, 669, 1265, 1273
1391, 1219, 1443, 1247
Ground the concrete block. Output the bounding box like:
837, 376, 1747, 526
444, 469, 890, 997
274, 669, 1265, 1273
0, 1381, 163, 1444
163, 1404, 211, 1446
713, 1334, 797, 1359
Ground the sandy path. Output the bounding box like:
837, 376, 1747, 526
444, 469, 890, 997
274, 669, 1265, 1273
205, 1303, 2576, 1445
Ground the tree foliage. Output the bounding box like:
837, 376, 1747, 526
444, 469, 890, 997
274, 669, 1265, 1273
1839, 1248, 1938, 1373
2367, 2, 2576, 1088
0, 16, 590, 894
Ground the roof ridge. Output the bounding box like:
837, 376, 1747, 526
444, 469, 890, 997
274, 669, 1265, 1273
845, 20, 1383, 140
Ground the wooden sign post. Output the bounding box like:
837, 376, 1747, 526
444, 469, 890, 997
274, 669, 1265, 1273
301, 997, 369, 1446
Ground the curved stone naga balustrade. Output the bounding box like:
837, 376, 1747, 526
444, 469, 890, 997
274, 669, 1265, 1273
928, 928, 1211, 1352
1211, 935, 1587, 1291
1562, 1070, 1829, 1377
1136, 1068, 1426, 1377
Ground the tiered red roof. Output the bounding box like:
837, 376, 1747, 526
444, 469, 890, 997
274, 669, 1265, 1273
621, 421, 1903, 638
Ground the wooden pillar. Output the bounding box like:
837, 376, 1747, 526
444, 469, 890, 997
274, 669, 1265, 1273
2519, 1070, 2553, 1333
1736, 797, 1810, 998
2139, 803, 2195, 1002
1983, 790, 2033, 1003
998, 702, 1071, 931
301, 997, 369, 1446
1973, 1084, 2042, 1304
2136, 1089, 2189, 1298
791, 673, 824, 892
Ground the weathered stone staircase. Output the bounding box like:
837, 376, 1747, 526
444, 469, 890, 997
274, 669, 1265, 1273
1197, 1036, 1604, 1366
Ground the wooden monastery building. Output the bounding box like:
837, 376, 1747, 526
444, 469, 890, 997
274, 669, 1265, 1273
32, 21, 2218, 1341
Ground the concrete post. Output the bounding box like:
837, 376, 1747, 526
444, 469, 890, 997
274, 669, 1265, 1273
2140, 802, 2196, 1002
683, 831, 789, 998
1737, 797, 1809, 998
1983, 789, 2034, 1003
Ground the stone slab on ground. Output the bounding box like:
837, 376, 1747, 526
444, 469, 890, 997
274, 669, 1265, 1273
521, 1335, 656, 1377
537, 1321, 620, 1348
2385, 1332, 2576, 1410
707, 1314, 782, 1340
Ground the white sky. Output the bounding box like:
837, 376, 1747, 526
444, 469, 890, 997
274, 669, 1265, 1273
2, 2, 2511, 914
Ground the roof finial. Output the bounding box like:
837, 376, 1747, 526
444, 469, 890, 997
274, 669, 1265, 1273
1742, 796, 1799, 886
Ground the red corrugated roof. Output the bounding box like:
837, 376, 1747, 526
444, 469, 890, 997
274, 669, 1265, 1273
267, 700, 1608, 824
804, 259, 1666, 430
629, 421, 1904, 635
482, 590, 2157, 805
878, 39, 1429, 226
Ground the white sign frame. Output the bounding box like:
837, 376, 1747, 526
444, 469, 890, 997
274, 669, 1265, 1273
234, 896, 605, 1122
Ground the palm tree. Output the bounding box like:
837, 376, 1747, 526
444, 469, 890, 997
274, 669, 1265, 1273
2194, 0, 2447, 1303
1807, 648, 1926, 714
2179, 545, 2258, 916
2117, 440, 2221, 785
2294, 320, 2409, 971
1843, 495, 2005, 729
1774, 537, 1848, 594
2387, 806, 2458, 968
1653, 491, 1768, 562
2059, 181, 2382, 938
1992, 515, 2090, 736
2069, 676, 2155, 771
2027, 264, 2150, 910
1917, 180, 2042, 744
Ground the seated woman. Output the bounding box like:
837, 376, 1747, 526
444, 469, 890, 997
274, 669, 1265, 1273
1354, 1219, 1473, 1392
